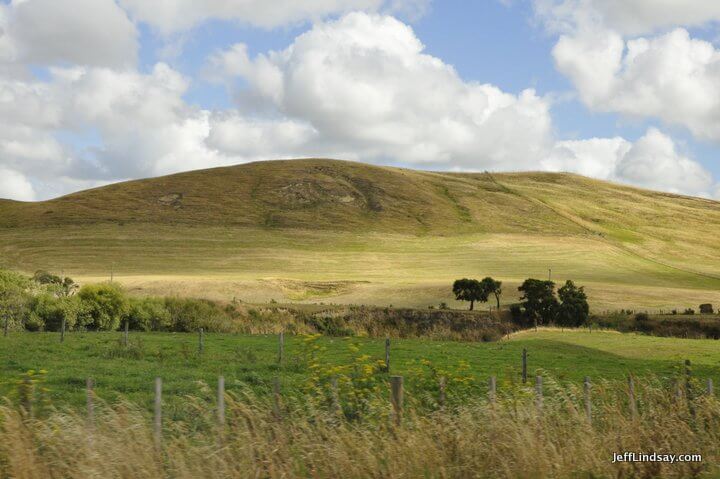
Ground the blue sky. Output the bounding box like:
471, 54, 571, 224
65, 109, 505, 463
0, 0, 719, 200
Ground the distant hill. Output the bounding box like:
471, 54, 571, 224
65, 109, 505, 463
1, 159, 719, 310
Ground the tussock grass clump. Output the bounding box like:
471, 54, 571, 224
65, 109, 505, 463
1, 377, 719, 478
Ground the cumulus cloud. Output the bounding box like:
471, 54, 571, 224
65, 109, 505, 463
544, 128, 715, 197
554, 28, 720, 142
0, 167, 35, 201
0, 5, 715, 201
119, 0, 430, 34
534, 0, 720, 36
538, 0, 720, 143
208, 12, 553, 170
1, 0, 137, 68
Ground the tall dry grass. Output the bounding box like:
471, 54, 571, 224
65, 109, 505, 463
1, 377, 719, 478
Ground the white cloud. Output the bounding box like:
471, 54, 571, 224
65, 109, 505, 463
616, 128, 714, 195
2, 0, 137, 68
554, 28, 720, 141
0, 5, 715, 202
535, 0, 720, 36
209, 12, 553, 170
0, 166, 35, 201
119, 0, 430, 34
544, 128, 715, 197
536, 0, 720, 144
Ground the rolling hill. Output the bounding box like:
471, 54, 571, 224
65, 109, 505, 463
1, 158, 719, 310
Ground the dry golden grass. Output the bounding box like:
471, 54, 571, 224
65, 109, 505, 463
2, 377, 720, 478
1, 159, 720, 310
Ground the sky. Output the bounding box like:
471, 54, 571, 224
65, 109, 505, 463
0, 0, 719, 201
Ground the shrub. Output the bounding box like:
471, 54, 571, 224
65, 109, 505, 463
684, 308, 696, 315
126, 297, 171, 331
164, 297, 232, 332
0, 269, 31, 331
78, 283, 129, 331
303, 316, 354, 337
27, 294, 83, 331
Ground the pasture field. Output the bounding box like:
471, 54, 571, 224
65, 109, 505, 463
2, 329, 719, 411
2, 160, 720, 311
2, 225, 720, 312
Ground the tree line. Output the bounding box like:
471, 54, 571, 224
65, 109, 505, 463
453, 277, 589, 328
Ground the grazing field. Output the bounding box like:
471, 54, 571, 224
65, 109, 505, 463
3, 329, 720, 478
1, 159, 720, 311
2, 329, 719, 411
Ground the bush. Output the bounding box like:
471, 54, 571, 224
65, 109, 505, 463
78, 283, 129, 331
0, 269, 31, 331
164, 297, 233, 332
126, 297, 171, 331
684, 308, 696, 315
27, 294, 84, 332
303, 316, 354, 337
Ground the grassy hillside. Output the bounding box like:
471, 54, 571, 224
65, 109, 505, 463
1, 159, 719, 310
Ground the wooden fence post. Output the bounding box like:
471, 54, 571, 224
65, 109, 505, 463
438, 376, 446, 409
385, 337, 391, 373
535, 375, 543, 412
60, 318, 66, 343
489, 376, 496, 404
707, 378, 714, 396
522, 348, 527, 384
217, 376, 225, 427
584, 376, 591, 424
124, 320, 129, 347
86, 378, 94, 425
198, 328, 204, 355
154, 377, 162, 447
628, 375, 637, 420
330, 376, 341, 417
272, 377, 282, 419
278, 332, 284, 365
390, 376, 403, 426
3, 314, 8, 337
22, 376, 34, 418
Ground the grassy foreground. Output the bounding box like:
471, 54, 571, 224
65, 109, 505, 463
2, 373, 719, 478
2, 330, 719, 410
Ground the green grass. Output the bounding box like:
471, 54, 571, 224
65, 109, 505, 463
2, 329, 719, 411
1, 159, 720, 310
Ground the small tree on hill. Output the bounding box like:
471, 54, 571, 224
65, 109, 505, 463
555, 280, 589, 327
481, 277, 502, 309
518, 279, 557, 326
453, 278, 485, 311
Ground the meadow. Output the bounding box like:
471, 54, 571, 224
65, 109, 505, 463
2, 329, 719, 411
3, 329, 720, 478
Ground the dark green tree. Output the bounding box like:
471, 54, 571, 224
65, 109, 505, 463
481, 277, 503, 309
518, 279, 557, 326
33, 270, 78, 297
453, 278, 486, 311
555, 280, 589, 327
